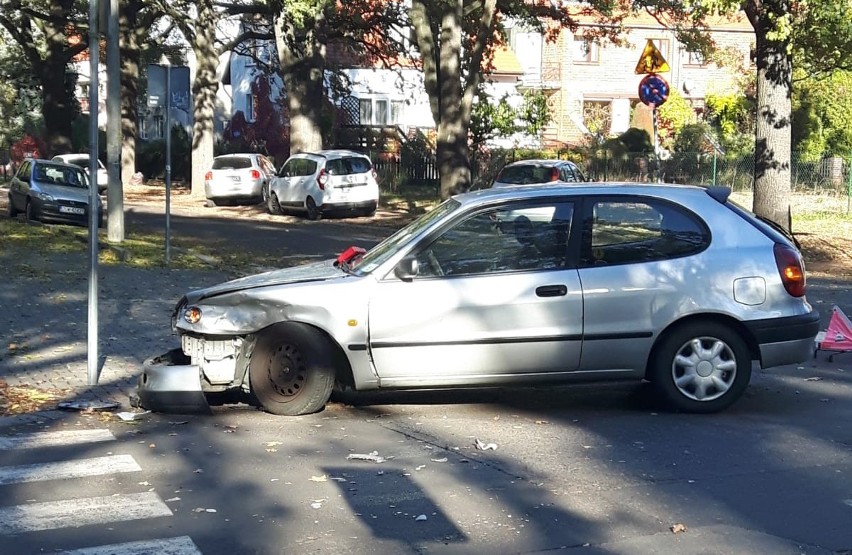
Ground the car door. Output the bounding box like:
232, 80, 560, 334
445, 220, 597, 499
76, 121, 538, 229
576, 195, 711, 373
9, 160, 31, 211
367, 199, 583, 387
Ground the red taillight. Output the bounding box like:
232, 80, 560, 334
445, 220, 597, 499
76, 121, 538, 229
250, 169, 261, 179
774, 243, 806, 297
204, 171, 213, 181
317, 169, 328, 190
549, 167, 559, 182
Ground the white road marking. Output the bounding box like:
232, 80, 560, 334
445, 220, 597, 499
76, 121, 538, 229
0, 429, 115, 450
0, 492, 172, 534
0, 454, 141, 485
57, 536, 202, 555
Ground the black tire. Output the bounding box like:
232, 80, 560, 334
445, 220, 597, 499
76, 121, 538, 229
261, 183, 269, 204
212, 199, 227, 207
360, 202, 377, 218
649, 321, 751, 413
249, 323, 336, 416
267, 191, 282, 215
25, 200, 37, 223
305, 196, 321, 221
7, 195, 19, 218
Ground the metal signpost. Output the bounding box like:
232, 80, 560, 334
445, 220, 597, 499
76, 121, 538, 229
146, 64, 190, 266
86, 0, 100, 386
635, 39, 671, 183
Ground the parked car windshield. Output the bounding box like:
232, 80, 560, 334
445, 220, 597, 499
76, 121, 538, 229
496, 164, 557, 185
36, 163, 89, 189
352, 199, 460, 275
212, 156, 252, 170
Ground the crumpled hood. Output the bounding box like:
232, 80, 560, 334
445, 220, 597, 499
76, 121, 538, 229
182, 260, 345, 305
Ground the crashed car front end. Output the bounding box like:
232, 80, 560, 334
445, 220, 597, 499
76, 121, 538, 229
135, 260, 361, 414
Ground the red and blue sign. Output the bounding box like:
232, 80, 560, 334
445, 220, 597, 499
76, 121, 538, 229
638, 74, 670, 108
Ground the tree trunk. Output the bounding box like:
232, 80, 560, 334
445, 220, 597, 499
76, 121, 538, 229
745, 0, 793, 231
274, 15, 326, 154
119, 0, 143, 187
189, 0, 219, 197
39, 62, 75, 156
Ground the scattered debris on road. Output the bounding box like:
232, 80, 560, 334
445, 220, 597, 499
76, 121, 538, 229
346, 451, 387, 463
475, 438, 498, 451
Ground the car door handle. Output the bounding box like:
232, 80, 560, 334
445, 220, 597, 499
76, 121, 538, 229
536, 285, 567, 297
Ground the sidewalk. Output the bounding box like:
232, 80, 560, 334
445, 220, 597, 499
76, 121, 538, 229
0, 242, 229, 425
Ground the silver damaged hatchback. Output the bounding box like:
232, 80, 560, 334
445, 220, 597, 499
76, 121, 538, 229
136, 183, 820, 416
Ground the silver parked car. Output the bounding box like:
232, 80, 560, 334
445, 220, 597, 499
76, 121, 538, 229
136, 183, 819, 416
7, 158, 103, 227
204, 153, 276, 206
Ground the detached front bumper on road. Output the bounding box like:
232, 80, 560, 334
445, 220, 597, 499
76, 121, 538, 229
134, 349, 211, 414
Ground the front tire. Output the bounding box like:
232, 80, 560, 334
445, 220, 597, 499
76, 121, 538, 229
305, 196, 321, 221
25, 200, 37, 223
649, 321, 751, 413
267, 191, 282, 215
249, 323, 336, 416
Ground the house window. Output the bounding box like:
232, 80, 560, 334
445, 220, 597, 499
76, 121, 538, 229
139, 115, 148, 139
686, 50, 705, 66
375, 99, 389, 125
247, 94, 257, 122
359, 99, 373, 125
650, 38, 670, 61
573, 35, 599, 63
154, 115, 164, 139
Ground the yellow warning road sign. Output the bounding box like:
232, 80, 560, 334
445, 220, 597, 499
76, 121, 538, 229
635, 39, 670, 74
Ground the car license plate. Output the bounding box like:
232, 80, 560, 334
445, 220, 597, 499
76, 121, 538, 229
231, 176, 241, 182
59, 206, 85, 215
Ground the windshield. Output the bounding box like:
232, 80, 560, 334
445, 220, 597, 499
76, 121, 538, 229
352, 199, 460, 275
36, 163, 89, 189
496, 164, 558, 185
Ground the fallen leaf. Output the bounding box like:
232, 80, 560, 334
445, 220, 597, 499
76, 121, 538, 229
310, 475, 328, 482
670, 523, 687, 534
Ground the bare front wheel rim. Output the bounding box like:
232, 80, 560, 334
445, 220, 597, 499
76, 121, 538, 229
671, 336, 737, 402
264, 344, 308, 399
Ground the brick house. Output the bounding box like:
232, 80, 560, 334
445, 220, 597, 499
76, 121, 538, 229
506, 13, 754, 146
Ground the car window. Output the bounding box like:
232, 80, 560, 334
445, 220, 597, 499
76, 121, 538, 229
582, 198, 709, 267
16, 161, 31, 181
38, 163, 88, 188
496, 164, 557, 185
212, 156, 252, 170
415, 201, 574, 278
343, 156, 372, 175
325, 159, 345, 176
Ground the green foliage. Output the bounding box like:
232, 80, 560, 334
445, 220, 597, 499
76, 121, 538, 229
792, 70, 852, 159
618, 128, 654, 154
657, 90, 696, 149
137, 125, 192, 183
704, 92, 755, 156
470, 87, 552, 147
0, 32, 42, 151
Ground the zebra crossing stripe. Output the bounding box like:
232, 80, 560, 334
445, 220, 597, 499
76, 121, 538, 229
0, 429, 115, 450
57, 536, 202, 555
0, 492, 172, 534
0, 454, 141, 486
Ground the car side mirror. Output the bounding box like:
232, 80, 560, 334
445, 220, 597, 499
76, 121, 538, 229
394, 257, 420, 281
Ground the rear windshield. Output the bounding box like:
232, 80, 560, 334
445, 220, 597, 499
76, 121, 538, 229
496, 164, 557, 185
212, 156, 252, 170
325, 156, 372, 176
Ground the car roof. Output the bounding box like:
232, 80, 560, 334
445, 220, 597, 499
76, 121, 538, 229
214, 153, 260, 158
29, 158, 82, 168
454, 182, 729, 207
290, 149, 368, 160
502, 159, 574, 168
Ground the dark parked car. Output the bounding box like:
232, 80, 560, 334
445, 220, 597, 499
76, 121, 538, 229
493, 159, 586, 187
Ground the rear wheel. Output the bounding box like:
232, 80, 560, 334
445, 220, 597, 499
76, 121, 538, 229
267, 192, 282, 215
261, 183, 269, 204
249, 323, 336, 416
649, 321, 751, 413
305, 196, 321, 220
